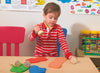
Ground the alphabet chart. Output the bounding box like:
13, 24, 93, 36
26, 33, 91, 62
0, 0, 46, 11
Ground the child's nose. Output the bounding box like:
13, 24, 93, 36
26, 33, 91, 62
52, 18, 55, 21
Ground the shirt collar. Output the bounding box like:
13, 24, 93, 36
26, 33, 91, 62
42, 21, 56, 30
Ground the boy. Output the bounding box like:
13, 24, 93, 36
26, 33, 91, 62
29, 2, 77, 63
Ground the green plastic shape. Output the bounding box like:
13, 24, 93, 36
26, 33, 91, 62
10, 63, 29, 72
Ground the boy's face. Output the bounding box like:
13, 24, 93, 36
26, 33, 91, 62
43, 12, 59, 27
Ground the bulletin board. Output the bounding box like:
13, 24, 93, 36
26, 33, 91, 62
0, 0, 46, 11
70, 0, 100, 15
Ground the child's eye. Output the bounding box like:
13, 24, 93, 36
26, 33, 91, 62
54, 18, 57, 20
49, 17, 52, 19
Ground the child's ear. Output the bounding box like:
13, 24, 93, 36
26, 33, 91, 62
43, 13, 45, 17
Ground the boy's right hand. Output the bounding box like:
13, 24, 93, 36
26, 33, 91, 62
69, 56, 78, 64
33, 25, 40, 34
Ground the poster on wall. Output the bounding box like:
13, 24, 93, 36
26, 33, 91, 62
70, 0, 100, 15
0, 0, 46, 11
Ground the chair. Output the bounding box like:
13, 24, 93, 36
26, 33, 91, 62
0, 26, 25, 56
57, 28, 67, 57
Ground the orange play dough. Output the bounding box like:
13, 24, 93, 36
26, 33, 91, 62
48, 57, 67, 69
25, 57, 47, 63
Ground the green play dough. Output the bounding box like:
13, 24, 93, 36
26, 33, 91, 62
10, 63, 29, 72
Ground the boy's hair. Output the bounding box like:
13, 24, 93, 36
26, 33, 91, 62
43, 2, 61, 17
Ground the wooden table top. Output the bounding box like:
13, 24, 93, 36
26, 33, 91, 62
0, 56, 99, 73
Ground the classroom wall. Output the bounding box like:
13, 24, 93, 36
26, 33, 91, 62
1, 0, 100, 56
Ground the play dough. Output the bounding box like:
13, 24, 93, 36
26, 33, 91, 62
14, 61, 20, 67
29, 65, 46, 73
24, 61, 31, 67
48, 57, 67, 69
70, 57, 77, 64
26, 57, 47, 63
38, 30, 44, 36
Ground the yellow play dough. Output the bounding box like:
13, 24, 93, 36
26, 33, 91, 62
70, 57, 77, 64
38, 30, 44, 36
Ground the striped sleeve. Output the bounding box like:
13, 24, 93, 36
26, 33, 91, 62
28, 30, 38, 41
57, 26, 73, 58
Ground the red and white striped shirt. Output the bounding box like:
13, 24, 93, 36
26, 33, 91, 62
28, 22, 72, 58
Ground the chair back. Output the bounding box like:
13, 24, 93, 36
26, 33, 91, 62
57, 28, 67, 57
0, 26, 25, 56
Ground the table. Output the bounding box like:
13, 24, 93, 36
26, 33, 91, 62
0, 56, 99, 73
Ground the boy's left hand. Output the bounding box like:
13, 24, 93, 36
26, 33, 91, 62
69, 56, 78, 64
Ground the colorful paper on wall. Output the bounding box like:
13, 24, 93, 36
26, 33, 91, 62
21, 0, 27, 4
0, 0, 46, 11
6, 0, 11, 4
58, 0, 71, 3
70, 0, 100, 15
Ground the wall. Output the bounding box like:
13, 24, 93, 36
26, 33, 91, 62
1, 0, 100, 56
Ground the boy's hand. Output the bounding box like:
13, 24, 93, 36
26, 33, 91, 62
69, 56, 78, 64
33, 25, 40, 34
